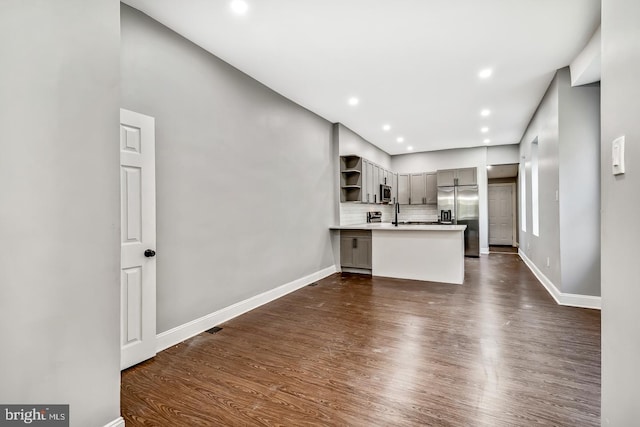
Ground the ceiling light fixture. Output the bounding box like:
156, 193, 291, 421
407, 146, 413, 151
478, 68, 493, 79
487, 165, 493, 170
382, 124, 391, 131
483, 139, 491, 144
396, 137, 404, 143
480, 109, 491, 117
481, 127, 489, 133
347, 97, 359, 106
230, 0, 249, 15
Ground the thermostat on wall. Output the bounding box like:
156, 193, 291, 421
612, 136, 625, 175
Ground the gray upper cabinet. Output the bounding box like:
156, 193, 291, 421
360, 159, 367, 203
425, 173, 438, 204
436, 169, 456, 186
362, 159, 371, 203
410, 173, 426, 204
456, 167, 477, 185
391, 173, 398, 204
398, 174, 410, 204
437, 167, 477, 186
340, 155, 447, 205
372, 164, 381, 203
366, 160, 375, 203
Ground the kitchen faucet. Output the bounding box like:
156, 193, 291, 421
394, 202, 400, 226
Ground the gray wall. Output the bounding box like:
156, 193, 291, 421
519, 68, 601, 297
519, 75, 562, 287
0, 1, 121, 427
121, 6, 337, 333
558, 76, 600, 296
337, 123, 391, 169
487, 144, 520, 165
601, 0, 640, 423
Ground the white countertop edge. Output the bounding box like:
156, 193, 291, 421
330, 223, 467, 231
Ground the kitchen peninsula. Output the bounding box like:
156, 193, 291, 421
330, 223, 467, 285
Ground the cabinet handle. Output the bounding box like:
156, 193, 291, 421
367, 194, 369, 203
353, 238, 357, 249
409, 197, 411, 204
374, 195, 377, 203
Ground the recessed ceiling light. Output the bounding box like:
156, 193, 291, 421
487, 165, 493, 170
407, 146, 413, 151
483, 139, 491, 144
230, 0, 249, 15
478, 68, 493, 79
480, 109, 491, 117
480, 127, 489, 133
396, 137, 404, 143
382, 124, 391, 131
347, 97, 359, 106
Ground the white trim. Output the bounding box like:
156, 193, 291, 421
480, 247, 490, 255
518, 250, 601, 310
511, 182, 517, 247
156, 265, 338, 352
103, 417, 125, 427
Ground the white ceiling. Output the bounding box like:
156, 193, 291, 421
122, 0, 600, 155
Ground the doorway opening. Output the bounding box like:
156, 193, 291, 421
487, 163, 518, 254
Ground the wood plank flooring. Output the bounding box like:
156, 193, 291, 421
121, 254, 600, 426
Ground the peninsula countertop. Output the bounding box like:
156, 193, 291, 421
330, 223, 467, 231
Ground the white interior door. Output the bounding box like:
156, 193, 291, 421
488, 184, 514, 246
120, 109, 156, 370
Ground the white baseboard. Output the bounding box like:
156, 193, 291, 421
104, 417, 125, 427
518, 250, 601, 310
480, 247, 490, 255
156, 265, 338, 352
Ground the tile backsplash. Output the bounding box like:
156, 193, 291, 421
339, 203, 439, 225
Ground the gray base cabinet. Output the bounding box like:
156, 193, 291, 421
340, 230, 372, 270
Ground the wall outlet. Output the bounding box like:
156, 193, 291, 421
546, 257, 550, 268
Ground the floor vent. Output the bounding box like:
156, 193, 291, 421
308, 282, 319, 287
206, 327, 223, 334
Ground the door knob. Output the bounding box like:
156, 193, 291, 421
144, 249, 156, 258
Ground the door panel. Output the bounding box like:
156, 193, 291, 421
122, 267, 142, 344
456, 168, 477, 185
120, 109, 156, 370
410, 173, 426, 204
398, 174, 410, 204
425, 173, 437, 204
488, 184, 514, 246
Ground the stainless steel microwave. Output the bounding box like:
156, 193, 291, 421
380, 184, 392, 203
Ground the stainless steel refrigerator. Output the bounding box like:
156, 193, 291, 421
437, 185, 480, 257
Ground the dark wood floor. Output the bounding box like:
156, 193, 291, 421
489, 245, 519, 254
121, 254, 600, 426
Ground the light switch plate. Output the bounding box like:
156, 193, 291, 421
612, 136, 625, 175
